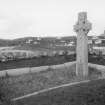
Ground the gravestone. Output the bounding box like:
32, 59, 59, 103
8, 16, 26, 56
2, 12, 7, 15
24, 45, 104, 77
74, 12, 92, 76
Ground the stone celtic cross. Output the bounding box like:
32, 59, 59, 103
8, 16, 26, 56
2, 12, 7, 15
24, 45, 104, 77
74, 12, 92, 76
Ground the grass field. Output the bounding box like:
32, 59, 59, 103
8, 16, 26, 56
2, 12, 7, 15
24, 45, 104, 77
0, 64, 76, 99
14, 79, 105, 105
0, 54, 76, 70
0, 65, 102, 105
13, 44, 76, 52
0, 53, 105, 71
89, 54, 105, 65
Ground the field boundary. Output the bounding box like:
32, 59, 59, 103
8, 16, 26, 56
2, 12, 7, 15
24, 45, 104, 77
0, 62, 105, 77
0, 61, 76, 77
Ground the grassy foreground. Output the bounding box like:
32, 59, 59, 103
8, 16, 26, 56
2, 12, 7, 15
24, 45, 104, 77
0, 65, 101, 105
0, 64, 76, 100
14, 79, 105, 105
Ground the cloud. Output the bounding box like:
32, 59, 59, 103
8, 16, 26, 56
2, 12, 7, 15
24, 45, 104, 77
0, 0, 105, 39
0, 11, 35, 38
5, 18, 33, 34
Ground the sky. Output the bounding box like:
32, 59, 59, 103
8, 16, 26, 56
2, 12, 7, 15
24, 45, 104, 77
0, 0, 105, 39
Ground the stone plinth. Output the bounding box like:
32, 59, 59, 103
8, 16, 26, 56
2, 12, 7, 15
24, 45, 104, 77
74, 12, 92, 77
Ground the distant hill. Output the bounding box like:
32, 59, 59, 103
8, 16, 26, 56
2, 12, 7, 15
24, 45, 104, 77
0, 36, 76, 47
0, 35, 103, 47
0, 39, 12, 46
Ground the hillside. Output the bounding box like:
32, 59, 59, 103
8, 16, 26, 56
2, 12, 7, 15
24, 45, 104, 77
0, 36, 76, 46
0, 36, 77, 46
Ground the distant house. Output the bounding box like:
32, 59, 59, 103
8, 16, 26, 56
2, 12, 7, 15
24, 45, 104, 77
95, 39, 102, 44
89, 36, 102, 45
37, 37, 41, 41
66, 41, 75, 46
33, 41, 38, 44
92, 46, 105, 55
70, 41, 74, 44
26, 39, 33, 44
67, 43, 73, 46
93, 47, 105, 50
91, 36, 98, 40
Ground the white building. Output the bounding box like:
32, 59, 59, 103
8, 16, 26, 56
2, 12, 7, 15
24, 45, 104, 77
95, 39, 102, 44
26, 39, 33, 44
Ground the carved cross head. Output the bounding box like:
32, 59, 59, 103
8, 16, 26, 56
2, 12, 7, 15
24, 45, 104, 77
74, 12, 92, 34
78, 12, 87, 24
